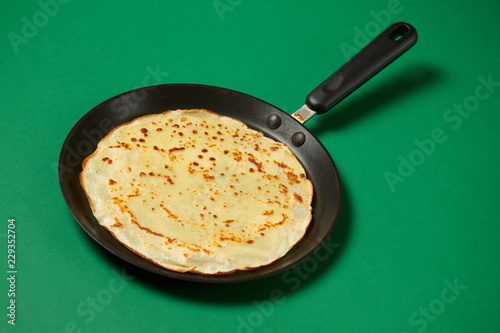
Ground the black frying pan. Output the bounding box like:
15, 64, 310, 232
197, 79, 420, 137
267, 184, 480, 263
59, 22, 417, 283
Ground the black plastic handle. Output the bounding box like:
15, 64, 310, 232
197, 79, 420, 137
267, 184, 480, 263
306, 22, 418, 114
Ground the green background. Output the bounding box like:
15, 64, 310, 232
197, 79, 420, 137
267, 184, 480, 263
1, 0, 499, 332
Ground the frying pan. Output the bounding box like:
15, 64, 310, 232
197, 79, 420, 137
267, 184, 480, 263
59, 22, 417, 283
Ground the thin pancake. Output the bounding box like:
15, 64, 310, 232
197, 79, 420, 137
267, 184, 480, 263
80, 109, 313, 274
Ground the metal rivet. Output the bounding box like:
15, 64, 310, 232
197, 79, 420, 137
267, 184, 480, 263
267, 114, 281, 129
292, 132, 306, 147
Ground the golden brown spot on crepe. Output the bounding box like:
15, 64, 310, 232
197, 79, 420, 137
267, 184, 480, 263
265, 174, 279, 181
169, 147, 185, 153
293, 193, 303, 203
286, 171, 300, 184
180, 117, 187, 122
219, 234, 244, 243
113, 142, 131, 150
127, 188, 140, 198
248, 154, 263, 172
162, 237, 176, 246
203, 173, 215, 181
232, 151, 242, 162
262, 210, 273, 216
108, 179, 117, 185
279, 184, 288, 195
131, 138, 137, 142
247, 240, 254, 244
277, 214, 288, 225
102, 157, 113, 164
132, 223, 163, 237
111, 196, 164, 237
270, 146, 279, 151
173, 124, 180, 128
160, 204, 178, 220
139, 138, 145, 142
274, 161, 289, 169
257, 214, 289, 233
110, 217, 123, 228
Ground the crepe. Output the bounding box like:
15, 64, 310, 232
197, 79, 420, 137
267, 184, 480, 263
80, 109, 313, 275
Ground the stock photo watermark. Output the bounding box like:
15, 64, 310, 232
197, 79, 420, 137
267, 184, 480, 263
6, 218, 17, 326
400, 277, 468, 333
58, 267, 135, 333
384, 73, 499, 192
52, 64, 169, 177
213, 0, 243, 21
236, 237, 340, 333
339, 0, 413, 59
7, 0, 72, 53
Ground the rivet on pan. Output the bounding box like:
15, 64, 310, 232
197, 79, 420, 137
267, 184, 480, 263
292, 132, 306, 147
267, 114, 282, 129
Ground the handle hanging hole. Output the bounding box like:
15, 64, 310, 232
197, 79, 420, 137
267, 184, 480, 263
388, 25, 409, 41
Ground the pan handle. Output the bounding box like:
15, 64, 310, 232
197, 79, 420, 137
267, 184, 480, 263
295, 22, 417, 121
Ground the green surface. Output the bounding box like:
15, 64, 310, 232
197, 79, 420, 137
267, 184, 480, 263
1, 0, 500, 332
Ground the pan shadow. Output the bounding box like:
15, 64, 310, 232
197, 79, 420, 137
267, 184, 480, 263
308, 63, 443, 133
75, 181, 352, 304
